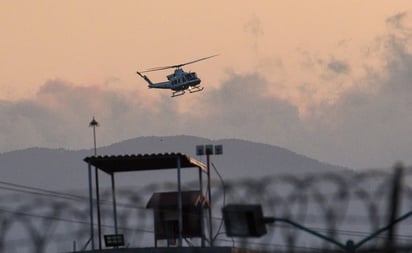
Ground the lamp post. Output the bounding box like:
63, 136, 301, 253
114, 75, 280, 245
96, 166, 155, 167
88, 117, 102, 250
196, 144, 223, 247
89, 116, 99, 156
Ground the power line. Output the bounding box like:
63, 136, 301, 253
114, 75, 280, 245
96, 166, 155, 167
1, 177, 412, 248
0, 180, 88, 202
0, 206, 154, 234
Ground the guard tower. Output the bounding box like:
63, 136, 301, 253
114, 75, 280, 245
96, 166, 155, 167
83, 153, 208, 251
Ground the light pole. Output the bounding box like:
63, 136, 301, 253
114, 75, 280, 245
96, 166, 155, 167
89, 116, 99, 156
196, 144, 223, 247
88, 116, 102, 250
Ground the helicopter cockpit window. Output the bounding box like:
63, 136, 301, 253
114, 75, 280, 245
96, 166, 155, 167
185, 74, 193, 80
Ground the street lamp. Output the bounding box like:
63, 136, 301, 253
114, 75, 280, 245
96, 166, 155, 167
89, 116, 99, 156
196, 144, 223, 246
88, 116, 102, 249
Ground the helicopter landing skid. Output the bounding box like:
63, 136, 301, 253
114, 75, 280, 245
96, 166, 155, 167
188, 86, 204, 93
171, 90, 185, 97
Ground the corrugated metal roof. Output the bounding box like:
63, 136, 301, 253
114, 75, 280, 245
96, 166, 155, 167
84, 152, 206, 174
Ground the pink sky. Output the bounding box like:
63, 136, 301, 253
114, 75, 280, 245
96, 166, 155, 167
0, 1, 408, 102
1, 1, 412, 168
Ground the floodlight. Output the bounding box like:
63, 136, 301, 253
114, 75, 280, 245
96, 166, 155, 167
205, 145, 214, 155
222, 204, 274, 237
104, 234, 124, 248
196, 145, 205, 156
214, 145, 223, 155
89, 117, 99, 127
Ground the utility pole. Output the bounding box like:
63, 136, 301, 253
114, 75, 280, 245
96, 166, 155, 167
386, 164, 403, 251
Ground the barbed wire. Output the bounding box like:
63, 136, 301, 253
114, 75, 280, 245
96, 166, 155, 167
0, 166, 412, 252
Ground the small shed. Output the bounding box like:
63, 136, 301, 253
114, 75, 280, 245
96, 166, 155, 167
146, 191, 209, 245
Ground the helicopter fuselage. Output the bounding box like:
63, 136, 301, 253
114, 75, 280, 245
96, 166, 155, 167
146, 69, 201, 91
166, 69, 201, 90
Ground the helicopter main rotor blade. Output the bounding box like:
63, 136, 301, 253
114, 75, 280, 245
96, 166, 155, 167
139, 54, 219, 73
139, 66, 174, 73
176, 54, 219, 68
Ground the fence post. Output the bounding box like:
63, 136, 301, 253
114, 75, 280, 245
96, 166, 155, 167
385, 163, 403, 251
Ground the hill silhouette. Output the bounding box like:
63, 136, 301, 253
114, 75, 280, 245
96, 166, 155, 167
0, 135, 347, 192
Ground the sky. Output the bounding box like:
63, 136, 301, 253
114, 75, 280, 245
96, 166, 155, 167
1, 1, 412, 169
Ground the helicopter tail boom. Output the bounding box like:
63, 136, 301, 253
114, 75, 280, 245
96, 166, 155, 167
148, 82, 171, 89
136, 71, 153, 85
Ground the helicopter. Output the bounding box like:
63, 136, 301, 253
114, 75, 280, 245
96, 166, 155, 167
136, 55, 218, 97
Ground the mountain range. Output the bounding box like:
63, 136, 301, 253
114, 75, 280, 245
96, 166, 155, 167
0, 135, 348, 192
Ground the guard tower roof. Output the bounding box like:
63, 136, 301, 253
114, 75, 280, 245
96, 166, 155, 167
84, 152, 206, 174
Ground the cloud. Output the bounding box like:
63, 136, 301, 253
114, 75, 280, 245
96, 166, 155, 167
243, 14, 264, 37
0, 79, 181, 151
243, 14, 264, 52
327, 59, 350, 75
386, 11, 409, 30
182, 73, 304, 145
300, 11, 412, 168
0, 98, 62, 151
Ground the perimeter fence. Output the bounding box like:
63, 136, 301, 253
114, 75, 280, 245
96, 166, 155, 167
0, 165, 412, 252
